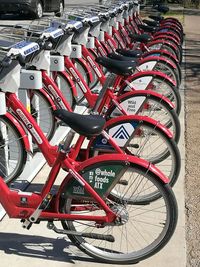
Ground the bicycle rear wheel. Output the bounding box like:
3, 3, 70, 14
89, 119, 181, 187
0, 115, 27, 183
107, 93, 181, 143
60, 164, 177, 264
151, 60, 180, 87
147, 42, 181, 63
143, 51, 182, 82
120, 74, 182, 115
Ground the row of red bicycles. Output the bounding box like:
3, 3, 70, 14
0, 0, 183, 264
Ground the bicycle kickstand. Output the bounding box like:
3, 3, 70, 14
22, 193, 53, 229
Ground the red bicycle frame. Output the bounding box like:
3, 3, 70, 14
6, 85, 173, 165
0, 146, 168, 222
5, 91, 131, 165
0, 148, 117, 222
1, 93, 170, 221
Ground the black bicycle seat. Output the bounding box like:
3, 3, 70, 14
138, 24, 158, 33
149, 15, 164, 22
107, 52, 138, 63
129, 33, 152, 43
96, 56, 136, 76
53, 110, 106, 137
155, 5, 169, 14
143, 19, 159, 27
116, 48, 143, 58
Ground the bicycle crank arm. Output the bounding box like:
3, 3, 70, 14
47, 222, 115, 242
127, 144, 140, 148
117, 179, 128, 185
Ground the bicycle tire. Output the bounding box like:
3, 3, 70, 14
60, 164, 178, 264
0, 115, 27, 184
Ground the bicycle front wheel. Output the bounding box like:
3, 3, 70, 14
0, 115, 27, 183
60, 165, 178, 264
29, 90, 57, 149
53, 72, 76, 110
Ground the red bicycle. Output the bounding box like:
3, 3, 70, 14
58, 21, 182, 114
0, 42, 178, 264
0, 108, 178, 264
0, 24, 180, 190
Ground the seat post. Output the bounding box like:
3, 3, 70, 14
91, 73, 117, 113
62, 130, 76, 152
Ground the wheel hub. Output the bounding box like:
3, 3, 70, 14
111, 205, 129, 225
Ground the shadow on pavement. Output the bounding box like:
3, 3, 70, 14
185, 38, 200, 81
0, 13, 50, 21
0, 232, 101, 264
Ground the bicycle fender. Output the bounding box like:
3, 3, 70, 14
153, 35, 179, 46
146, 40, 178, 55
122, 70, 176, 87
4, 112, 31, 152
139, 56, 177, 70
85, 154, 168, 182
60, 153, 169, 189
73, 57, 93, 84
55, 154, 168, 209
59, 71, 78, 98
154, 32, 181, 43
117, 90, 175, 109
39, 88, 57, 110
105, 115, 174, 139
142, 49, 179, 63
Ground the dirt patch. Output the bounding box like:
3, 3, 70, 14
184, 11, 200, 267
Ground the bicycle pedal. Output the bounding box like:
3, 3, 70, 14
128, 144, 140, 149
91, 88, 100, 94
117, 180, 128, 185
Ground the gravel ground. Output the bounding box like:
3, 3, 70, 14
184, 10, 200, 267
